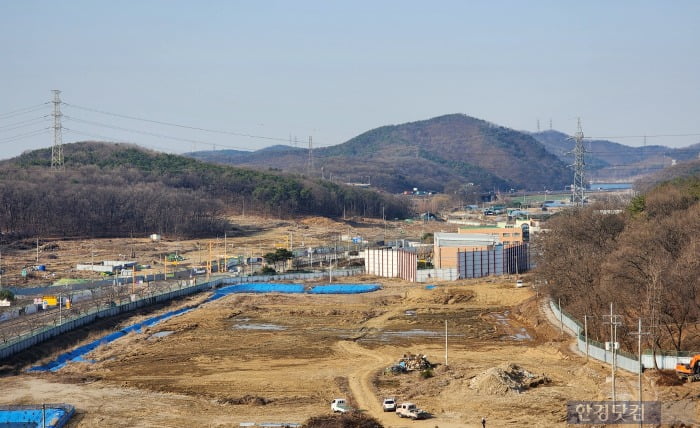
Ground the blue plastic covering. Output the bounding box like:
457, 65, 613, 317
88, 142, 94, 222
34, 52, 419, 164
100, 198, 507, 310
425, 285, 436, 290
309, 284, 380, 294
29, 282, 380, 372
28, 306, 195, 372
208, 283, 305, 300
0, 407, 73, 428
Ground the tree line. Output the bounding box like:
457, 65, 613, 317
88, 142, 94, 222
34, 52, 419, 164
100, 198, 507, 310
0, 142, 411, 239
536, 177, 700, 359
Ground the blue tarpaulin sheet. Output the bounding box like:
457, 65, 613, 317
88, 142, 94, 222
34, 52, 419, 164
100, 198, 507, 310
29, 282, 379, 372
0, 406, 74, 428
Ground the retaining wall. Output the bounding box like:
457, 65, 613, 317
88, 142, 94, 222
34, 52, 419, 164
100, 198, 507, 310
416, 268, 459, 282
549, 300, 689, 372
0, 269, 363, 360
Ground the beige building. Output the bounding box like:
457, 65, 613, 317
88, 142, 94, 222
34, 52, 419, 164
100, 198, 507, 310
433, 232, 500, 269
459, 225, 525, 246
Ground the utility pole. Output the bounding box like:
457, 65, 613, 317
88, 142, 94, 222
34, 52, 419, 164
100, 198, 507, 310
630, 318, 650, 428
604, 303, 623, 403
584, 315, 590, 362
51, 89, 64, 170
445, 319, 449, 367
569, 118, 586, 206
208, 242, 212, 279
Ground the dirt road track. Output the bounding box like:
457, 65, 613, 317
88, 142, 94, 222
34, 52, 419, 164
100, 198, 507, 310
335, 340, 469, 428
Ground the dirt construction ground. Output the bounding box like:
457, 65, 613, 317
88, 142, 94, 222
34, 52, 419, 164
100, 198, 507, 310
0, 217, 698, 427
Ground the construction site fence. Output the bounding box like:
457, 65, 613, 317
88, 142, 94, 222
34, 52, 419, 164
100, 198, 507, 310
0, 268, 363, 360
549, 300, 691, 372
416, 268, 459, 282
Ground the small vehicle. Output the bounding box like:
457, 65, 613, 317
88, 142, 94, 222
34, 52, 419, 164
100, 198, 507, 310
515, 279, 524, 288
396, 402, 429, 420
331, 398, 350, 413
382, 397, 397, 412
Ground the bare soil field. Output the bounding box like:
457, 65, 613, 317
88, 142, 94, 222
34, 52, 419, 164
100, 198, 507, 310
1, 216, 698, 427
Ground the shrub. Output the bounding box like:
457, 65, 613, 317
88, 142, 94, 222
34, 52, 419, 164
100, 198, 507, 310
420, 368, 434, 379
0, 289, 14, 301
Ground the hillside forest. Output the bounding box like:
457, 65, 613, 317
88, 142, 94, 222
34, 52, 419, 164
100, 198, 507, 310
0, 142, 410, 239
536, 177, 700, 358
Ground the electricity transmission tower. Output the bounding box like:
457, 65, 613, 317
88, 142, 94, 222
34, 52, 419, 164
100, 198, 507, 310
307, 136, 314, 175
51, 89, 64, 170
570, 118, 585, 206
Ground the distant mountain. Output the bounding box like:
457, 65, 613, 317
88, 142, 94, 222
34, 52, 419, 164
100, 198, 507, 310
531, 130, 700, 182
188, 114, 572, 193
187, 145, 307, 164
635, 158, 700, 192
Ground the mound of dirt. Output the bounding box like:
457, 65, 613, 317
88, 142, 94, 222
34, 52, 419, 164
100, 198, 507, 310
647, 369, 685, 386
470, 363, 550, 395
300, 216, 343, 228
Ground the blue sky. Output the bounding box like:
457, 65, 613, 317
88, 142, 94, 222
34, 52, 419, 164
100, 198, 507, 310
1, 1, 699, 159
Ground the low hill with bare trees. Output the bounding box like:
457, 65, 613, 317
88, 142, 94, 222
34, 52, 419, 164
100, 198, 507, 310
536, 176, 700, 357
0, 142, 410, 239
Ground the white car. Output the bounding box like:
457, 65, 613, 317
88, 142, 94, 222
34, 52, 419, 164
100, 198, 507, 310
382, 397, 397, 412
515, 279, 524, 288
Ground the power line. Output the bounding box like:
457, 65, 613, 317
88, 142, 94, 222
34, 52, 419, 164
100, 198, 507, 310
587, 133, 700, 140
0, 103, 50, 119
0, 128, 50, 145
63, 127, 180, 154
62, 102, 296, 145
0, 116, 50, 132
63, 116, 255, 152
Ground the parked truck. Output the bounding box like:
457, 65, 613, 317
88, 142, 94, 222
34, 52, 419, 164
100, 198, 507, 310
396, 402, 429, 420
676, 354, 700, 382
330, 398, 350, 413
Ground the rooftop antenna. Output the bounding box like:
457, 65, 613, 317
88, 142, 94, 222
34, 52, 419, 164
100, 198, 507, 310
568, 118, 586, 206
51, 90, 64, 170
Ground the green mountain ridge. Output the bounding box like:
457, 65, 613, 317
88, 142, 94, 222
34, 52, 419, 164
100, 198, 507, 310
188, 114, 572, 193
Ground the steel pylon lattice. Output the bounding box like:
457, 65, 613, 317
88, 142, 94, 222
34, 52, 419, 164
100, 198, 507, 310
51, 89, 64, 170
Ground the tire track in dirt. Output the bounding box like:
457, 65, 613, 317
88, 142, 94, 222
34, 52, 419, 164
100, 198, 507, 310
333, 303, 403, 425
334, 341, 394, 423
335, 340, 452, 428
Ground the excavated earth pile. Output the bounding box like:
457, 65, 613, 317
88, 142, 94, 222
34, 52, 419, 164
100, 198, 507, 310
469, 363, 550, 395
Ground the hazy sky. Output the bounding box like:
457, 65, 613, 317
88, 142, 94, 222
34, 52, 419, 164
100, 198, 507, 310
2, 1, 699, 159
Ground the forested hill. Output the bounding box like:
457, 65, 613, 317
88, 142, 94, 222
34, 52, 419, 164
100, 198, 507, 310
0, 142, 410, 238
188, 114, 572, 194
